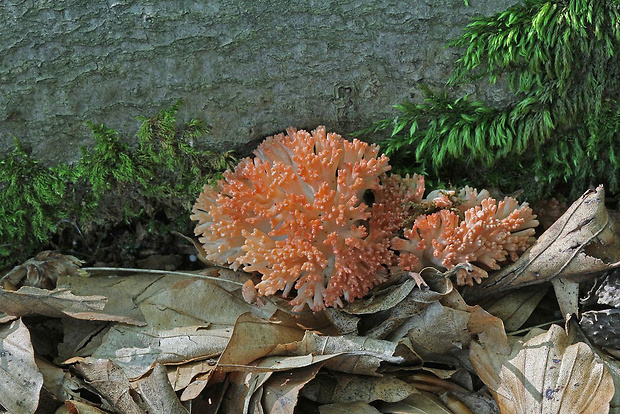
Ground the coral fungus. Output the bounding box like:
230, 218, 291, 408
192, 126, 539, 311
191, 126, 393, 311
392, 193, 539, 286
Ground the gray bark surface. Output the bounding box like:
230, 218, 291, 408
1, 0, 516, 164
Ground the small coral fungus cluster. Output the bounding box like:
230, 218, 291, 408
191, 126, 539, 311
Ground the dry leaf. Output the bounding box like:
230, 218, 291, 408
56, 400, 109, 414
261, 363, 324, 414
1, 251, 85, 290
465, 186, 620, 317
290, 332, 402, 375
167, 359, 218, 392
87, 325, 232, 379
377, 392, 454, 413
470, 324, 614, 413
57, 319, 111, 361
0, 287, 115, 322
319, 402, 382, 413
0, 319, 44, 414
478, 286, 548, 332
387, 288, 509, 368
217, 312, 305, 372
61, 271, 276, 329
73, 358, 144, 414
301, 373, 414, 404
137, 363, 189, 414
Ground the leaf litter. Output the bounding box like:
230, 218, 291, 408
1, 188, 620, 413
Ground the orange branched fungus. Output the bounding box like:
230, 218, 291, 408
392, 195, 539, 286
191, 126, 392, 311
192, 126, 539, 310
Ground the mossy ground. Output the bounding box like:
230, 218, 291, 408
0, 101, 236, 270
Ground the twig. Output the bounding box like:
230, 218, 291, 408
508, 319, 564, 336
82, 266, 245, 286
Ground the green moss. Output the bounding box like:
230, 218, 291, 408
360, 0, 620, 202
0, 102, 236, 269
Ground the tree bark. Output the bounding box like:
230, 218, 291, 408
0, 0, 517, 164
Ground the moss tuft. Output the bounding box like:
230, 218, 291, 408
0, 102, 236, 269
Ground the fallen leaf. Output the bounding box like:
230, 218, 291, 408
262, 363, 324, 414
0, 287, 117, 322
478, 285, 548, 332
73, 358, 144, 414
465, 186, 620, 317
319, 402, 382, 413
57, 399, 109, 414
387, 288, 509, 368
217, 312, 305, 372
290, 331, 402, 375
87, 325, 232, 379
167, 359, 218, 392
377, 392, 454, 413
136, 363, 189, 414
301, 372, 415, 404
0, 319, 44, 414
61, 270, 277, 329
1, 251, 85, 290
470, 324, 614, 413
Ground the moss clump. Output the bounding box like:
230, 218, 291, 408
0, 102, 236, 269
361, 0, 620, 202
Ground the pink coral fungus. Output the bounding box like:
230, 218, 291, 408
191, 126, 393, 311
392, 194, 539, 286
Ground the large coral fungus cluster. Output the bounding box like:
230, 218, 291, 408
191, 126, 393, 311
192, 126, 539, 311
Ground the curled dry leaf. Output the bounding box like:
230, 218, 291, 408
73, 358, 143, 414
376, 393, 454, 414
291, 331, 403, 376
217, 312, 306, 372
470, 324, 614, 414
388, 287, 509, 369
477, 285, 548, 332
340, 269, 454, 340
136, 363, 189, 414
87, 325, 232, 379
464, 186, 620, 317
1, 251, 86, 290
301, 373, 415, 405
0, 319, 44, 414
0, 286, 118, 323
319, 402, 382, 414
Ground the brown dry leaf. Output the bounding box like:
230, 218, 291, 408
387, 288, 509, 368
301, 372, 415, 404
1, 251, 85, 290
222, 360, 325, 414
0, 319, 44, 414
86, 325, 232, 379
136, 363, 189, 414
478, 285, 548, 332
319, 402, 382, 413
465, 186, 620, 317
167, 359, 218, 392
57, 319, 111, 361
376, 392, 454, 413
288, 331, 402, 376
470, 324, 614, 414
56, 400, 109, 414
73, 358, 144, 414
217, 312, 305, 372
61, 270, 276, 329
0, 286, 121, 322
262, 364, 325, 414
